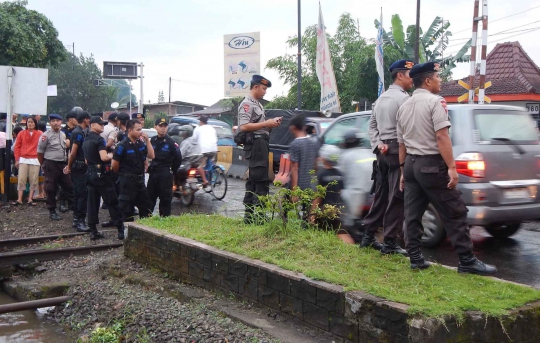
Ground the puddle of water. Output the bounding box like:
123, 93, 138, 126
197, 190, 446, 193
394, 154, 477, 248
0, 292, 68, 343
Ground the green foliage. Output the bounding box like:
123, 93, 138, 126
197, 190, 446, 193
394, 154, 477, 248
85, 322, 124, 343
0, 0, 66, 68
374, 14, 471, 77
256, 176, 340, 235
110, 79, 137, 107
48, 54, 117, 115
266, 13, 406, 108
144, 111, 167, 128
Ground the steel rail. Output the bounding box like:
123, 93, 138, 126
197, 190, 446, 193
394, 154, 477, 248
0, 230, 117, 251
0, 243, 123, 266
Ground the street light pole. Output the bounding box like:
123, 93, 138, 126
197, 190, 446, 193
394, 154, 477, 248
414, 0, 421, 63
297, 0, 302, 110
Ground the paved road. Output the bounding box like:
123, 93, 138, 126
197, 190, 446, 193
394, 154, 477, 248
168, 177, 540, 289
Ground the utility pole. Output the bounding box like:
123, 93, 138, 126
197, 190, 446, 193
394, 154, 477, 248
138, 63, 144, 114
478, 0, 489, 104
414, 0, 421, 63
168, 77, 172, 116
129, 79, 132, 113
297, 0, 302, 110
469, 0, 480, 104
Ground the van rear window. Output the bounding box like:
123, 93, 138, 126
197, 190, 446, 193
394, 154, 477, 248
474, 110, 539, 144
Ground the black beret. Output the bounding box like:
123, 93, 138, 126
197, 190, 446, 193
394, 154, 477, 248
108, 113, 118, 121
117, 112, 130, 121
48, 114, 62, 121
66, 111, 77, 120
77, 111, 90, 121
90, 116, 107, 125
389, 59, 414, 72
409, 62, 441, 78
251, 75, 272, 87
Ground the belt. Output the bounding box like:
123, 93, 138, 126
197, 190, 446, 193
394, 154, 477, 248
382, 139, 398, 144
149, 165, 171, 172
44, 159, 66, 164
408, 154, 442, 158
118, 172, 145, 180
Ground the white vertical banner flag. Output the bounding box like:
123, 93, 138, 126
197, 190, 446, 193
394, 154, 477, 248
316, 3, 341, 112
375, 9, 385, 97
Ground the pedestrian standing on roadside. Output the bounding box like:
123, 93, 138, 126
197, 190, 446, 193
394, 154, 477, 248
362, 59, 414, 255
101, 113, 118, 153
58, 111, 79, 213
112, 120, 155, 222
64, 112, 91, 233
148, 118, 182, 217
83, 116, 124, 240
12, 117, 43, 206
289, 114, 318, 193
131, 112, 146, 126
397, 62, 496, 275
115, 112, 130, 145
37, 114, 74, 221
237, 75, 281, 224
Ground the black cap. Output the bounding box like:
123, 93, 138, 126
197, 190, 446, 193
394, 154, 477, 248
90, 116, 107, 125
91, 112, 103, 117
409, 62, 441, 78
199, 115, 209, 124
108, 113, 118, 121
251, 75, 272, 87
389, 59, 414, 72
132, 112, 145, 119
66, 111, 77, 120
77, 111, 91, 121
155, 117, 168, 126
117, 112, 130, 121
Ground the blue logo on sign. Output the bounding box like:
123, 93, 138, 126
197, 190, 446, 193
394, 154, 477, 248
228, 36, 255, 49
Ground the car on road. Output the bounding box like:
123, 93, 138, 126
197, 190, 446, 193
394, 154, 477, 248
319, 104, 540, 247
142, 128, 157, 139
169, 115, 236, 147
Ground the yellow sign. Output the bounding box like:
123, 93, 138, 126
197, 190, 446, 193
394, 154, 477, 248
457, 81, 492, 103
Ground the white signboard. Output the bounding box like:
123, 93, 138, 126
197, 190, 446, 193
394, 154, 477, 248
0, 66, 48, 115
526, 103, 540, 115
224, 32, 260, 97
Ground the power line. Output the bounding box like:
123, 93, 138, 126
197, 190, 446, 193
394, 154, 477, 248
449, 19, 540, 43
451, 5, 540, 36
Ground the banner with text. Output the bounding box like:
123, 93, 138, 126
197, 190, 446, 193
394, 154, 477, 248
224, 32, 261, 97
316, 4, 341, 112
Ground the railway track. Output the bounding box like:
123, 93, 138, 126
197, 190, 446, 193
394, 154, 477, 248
0, 243, 123, 266
0, 230, 117, 251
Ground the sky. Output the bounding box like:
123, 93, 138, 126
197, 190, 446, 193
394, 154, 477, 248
25, 0, 540, 109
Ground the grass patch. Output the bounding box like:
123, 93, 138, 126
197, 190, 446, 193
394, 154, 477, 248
140, 214, 540, 319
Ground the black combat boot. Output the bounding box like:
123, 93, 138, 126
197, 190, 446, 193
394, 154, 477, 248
49, 209, 62, 221
409, 248, 430, 270
89, 225, 104, 241
117, 224, 125, 240
381, 237, 409, 256
72, 214, 79, 228
101, 220, 115, 228
59, 201, 69, 213
76, 217, 90, 233
458, 252, 497, 275
360, 233, 383, 251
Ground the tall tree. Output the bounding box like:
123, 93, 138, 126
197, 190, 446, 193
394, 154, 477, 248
374, 15, 471, 77
266, 13, 402, 110
48, 54, 117, 115
108, 79, 138, 107
0, 0, 66, 68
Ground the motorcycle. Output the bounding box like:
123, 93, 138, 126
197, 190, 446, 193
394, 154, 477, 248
173, 155, 228, 207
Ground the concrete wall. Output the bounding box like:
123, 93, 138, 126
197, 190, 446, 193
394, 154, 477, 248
125, 223, 540, 343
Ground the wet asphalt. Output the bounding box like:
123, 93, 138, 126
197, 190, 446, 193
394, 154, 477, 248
171, 177, 540, 290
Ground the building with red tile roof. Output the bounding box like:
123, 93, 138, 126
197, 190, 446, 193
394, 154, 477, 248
441, 41, 540, 119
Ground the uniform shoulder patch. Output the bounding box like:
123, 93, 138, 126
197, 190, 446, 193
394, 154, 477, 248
440, 99, 448, 114
243, 103, 250, 113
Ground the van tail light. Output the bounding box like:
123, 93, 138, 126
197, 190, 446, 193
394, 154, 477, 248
456, 152, 485, 178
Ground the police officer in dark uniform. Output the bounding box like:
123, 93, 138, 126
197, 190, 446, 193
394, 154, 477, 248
131, 112, 145, 126
148, 118, 182, 216
237, 75, 281, 223
112, 119, 155, 221
65, 112, 91, 232
362, 59, 414, 255
83, 116, 125, 240
37, 114, 74, 221
397, 62, 496, 275
116, 112, 130, 144
58, 111, 78, 213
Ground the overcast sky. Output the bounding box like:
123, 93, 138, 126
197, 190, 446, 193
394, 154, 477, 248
26, 0, 540, 109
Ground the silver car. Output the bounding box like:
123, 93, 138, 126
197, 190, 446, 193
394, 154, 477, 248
320, 105, 540, 247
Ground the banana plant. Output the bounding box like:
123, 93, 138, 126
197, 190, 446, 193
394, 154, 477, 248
374, 14, 471, 76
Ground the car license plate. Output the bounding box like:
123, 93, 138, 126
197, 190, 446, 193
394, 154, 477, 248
504, 188, 529, 199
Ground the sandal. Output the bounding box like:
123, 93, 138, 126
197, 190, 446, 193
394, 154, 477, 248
27, 201, 37, 206
11, 201, 23, 206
